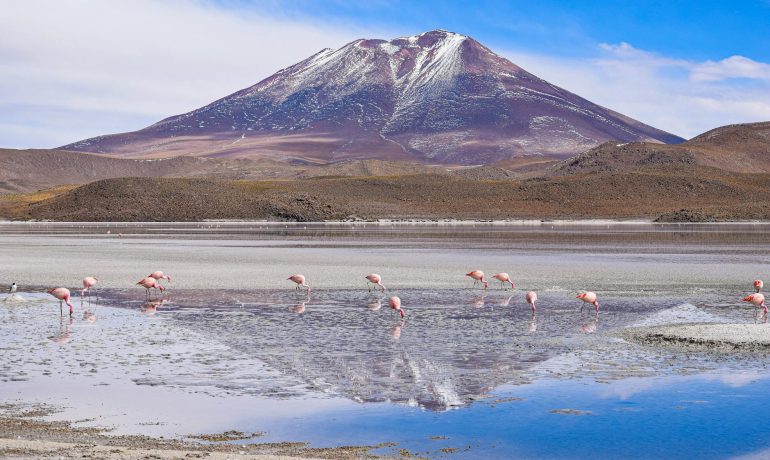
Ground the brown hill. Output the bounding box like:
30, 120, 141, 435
548, 142, 696, 175
549, 121, 770, 175
6, 168, 770, 222
686, 121, 770, 171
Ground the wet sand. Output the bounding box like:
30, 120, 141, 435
1, 222, 769, 293
0, 406, 377, 459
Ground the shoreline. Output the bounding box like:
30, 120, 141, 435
4, 219, 770, 225
0, 406, 382, 460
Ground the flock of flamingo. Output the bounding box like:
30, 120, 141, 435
285, 270, 647, 317
32, 269, 767, 318
43, 271, 171, 316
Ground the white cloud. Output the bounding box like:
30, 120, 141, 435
503, 43, 770, 139
691, 55, 770, 82
0, 0, 366, 148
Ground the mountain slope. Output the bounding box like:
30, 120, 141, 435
62, 29, 682, 164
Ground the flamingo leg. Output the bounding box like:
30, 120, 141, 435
59, 300, 63, 316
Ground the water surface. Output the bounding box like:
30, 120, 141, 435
1, 223, 769, 458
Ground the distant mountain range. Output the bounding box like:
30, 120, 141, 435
61, 29, 683, 165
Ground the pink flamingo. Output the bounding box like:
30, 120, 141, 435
81, 276, 97, 298
365, 274, 386, 292
526, 291, 537, 312
492, 273, 515, 290
149, 271, 171, 284
48, 288, 74, 316
466, 270, 488, 289
137, 277, 164, 299
577, 292, 600, 312
149, 271, 171, 294
288, 274, 311, 293
754, 280, 763, 293
743, 293, 767, 314
389, 296, 406, 318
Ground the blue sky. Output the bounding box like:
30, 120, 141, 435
240, 0, 770, 62
1, 0, 769, 148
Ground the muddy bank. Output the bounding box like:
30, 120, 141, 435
0, 406, 384, 459
619, 323, 770, 352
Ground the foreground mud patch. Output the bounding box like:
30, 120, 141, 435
0, 404, 389, 460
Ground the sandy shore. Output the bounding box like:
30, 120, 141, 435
0, 408, 385, 459
620, 323, 770, 351
0, 232, 764, 292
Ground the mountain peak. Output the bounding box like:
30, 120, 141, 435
62, 29, 683, 164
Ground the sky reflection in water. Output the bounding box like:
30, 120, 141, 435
2, 288, 770, 458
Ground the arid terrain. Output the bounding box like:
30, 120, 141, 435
0, 121, 767, 222
0, 165, 768, 222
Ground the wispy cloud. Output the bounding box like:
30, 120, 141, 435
503, 42, 770, 138
691, 56, 770, 82
0, 0, 365, 148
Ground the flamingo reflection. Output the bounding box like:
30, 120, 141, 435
390, 319, 405, 340
580, 313, 599, 334
528, 312, 537, 332
498, 295, 513, 307
49, 317, 73, 344
140, 298, 168, 316
470, 294, 486, 308
83, 309, 97, 323
367, 298, 382, 311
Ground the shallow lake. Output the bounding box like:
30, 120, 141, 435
1, 222, 769, 458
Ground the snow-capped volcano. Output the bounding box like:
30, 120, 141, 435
62, 29, 683, 164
